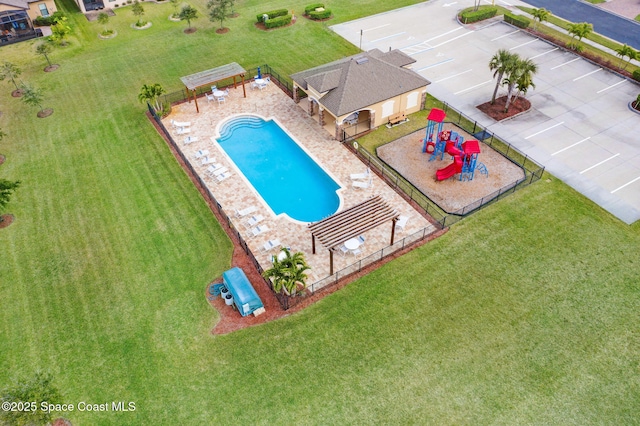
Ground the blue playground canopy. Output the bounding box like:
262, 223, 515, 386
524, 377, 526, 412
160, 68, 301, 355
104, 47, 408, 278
222, 267, 264, 317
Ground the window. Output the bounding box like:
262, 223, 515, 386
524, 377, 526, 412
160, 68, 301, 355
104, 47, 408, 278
406, 92, 419, 109
39, 3, 49, 17
381, 100, 395, 118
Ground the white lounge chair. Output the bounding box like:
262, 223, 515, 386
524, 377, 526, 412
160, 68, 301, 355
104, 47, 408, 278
201, 156, 217, 165
261, 239, 281, 252
194, 149, 209, 159
206, 164, 223, 175
235, 206, 257, 218
183, 136, 198, 145
352, 178, 372, 189
215, 171, 232, 183
212, 166, 228, 177
350, 168, 370, 180
176, 127, 191, 135
248, 224, 269, 238
244, 215, 264, 228
395, 215, 409, 232
171, 119, 191, 128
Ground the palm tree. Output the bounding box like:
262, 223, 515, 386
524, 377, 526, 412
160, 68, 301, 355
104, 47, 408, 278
489, 49, 518, 104
531, 8, 550, 30
262, 248, 310, 297
138, 83, 165, 114
615, 44, 637, 71
504, 57, 538, 112
567, 22, 593, 51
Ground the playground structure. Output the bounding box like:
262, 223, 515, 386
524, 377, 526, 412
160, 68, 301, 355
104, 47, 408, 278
422, 108, 488, 181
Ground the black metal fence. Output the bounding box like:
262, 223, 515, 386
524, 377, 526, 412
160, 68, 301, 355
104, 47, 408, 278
147, 100, 440, 310
341, 102, 545, 228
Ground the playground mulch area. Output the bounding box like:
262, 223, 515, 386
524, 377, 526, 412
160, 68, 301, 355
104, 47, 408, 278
377, 125, 525, 213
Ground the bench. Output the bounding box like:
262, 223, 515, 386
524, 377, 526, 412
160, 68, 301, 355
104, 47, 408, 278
388, 111, 406, 125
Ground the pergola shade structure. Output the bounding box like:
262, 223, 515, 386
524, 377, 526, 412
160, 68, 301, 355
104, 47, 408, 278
180, 62, 247, 113
308, 195, 399, 274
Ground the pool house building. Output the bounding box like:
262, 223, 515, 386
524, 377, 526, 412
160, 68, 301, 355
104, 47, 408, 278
291, 49, 431, 140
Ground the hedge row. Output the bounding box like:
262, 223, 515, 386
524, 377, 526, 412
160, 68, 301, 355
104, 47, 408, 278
459, 7, 497, 24
33, 11, 65, 27
304, 3, 324, 15
256, 9, 288, 23
264, 14, 292, 29
504, 13, 530, 29
633, 70, 640, 82
309, 9, 331, 20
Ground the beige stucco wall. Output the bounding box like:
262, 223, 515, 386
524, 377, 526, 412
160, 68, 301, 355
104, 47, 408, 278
26, 0, 57, 20
335, 87, 428, 128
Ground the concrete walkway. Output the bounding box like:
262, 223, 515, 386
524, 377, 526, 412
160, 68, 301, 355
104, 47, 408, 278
331, 0, 640, 224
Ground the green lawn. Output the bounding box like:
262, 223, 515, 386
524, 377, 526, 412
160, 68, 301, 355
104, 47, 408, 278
1, 0, 639, 424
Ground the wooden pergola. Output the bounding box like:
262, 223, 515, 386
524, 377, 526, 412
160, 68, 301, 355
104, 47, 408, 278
308, 195, 400, 275
180, 62, 247, 113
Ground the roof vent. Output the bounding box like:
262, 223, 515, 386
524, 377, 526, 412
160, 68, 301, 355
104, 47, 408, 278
355, 57, 369, 65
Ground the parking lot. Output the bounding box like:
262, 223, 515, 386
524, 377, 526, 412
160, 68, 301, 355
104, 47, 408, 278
331, 0, 640, 223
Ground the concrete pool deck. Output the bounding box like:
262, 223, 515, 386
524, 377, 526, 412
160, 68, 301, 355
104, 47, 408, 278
163, 83, 438, 287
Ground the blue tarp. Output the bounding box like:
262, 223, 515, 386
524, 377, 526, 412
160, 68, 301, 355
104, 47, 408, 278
222, 267, 264, 317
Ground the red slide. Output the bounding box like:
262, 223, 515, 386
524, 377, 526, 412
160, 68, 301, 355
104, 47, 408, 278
436, 156, 463, 181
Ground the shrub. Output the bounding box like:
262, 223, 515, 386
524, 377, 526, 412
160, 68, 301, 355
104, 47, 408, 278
309, 9, 331, 20
633, 69, 640, 82
33, 11, 65, 26
459, 6, 497, 24
264, 14, 292, 29
304, 3, 324, 15
256, 9, 288, 23
504, 13, 530, 29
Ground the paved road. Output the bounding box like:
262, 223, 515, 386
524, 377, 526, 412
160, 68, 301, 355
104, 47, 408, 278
524, 0, 640, 50
331, 0, 640, 224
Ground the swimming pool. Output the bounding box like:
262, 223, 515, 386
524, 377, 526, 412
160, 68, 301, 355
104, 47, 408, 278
215, 115, 342, 223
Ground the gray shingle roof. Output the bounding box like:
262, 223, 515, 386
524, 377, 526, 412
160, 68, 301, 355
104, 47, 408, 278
291, 49, 430, 117
0, 0, 29, 9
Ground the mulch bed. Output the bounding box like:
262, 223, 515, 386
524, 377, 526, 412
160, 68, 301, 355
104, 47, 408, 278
476, 95, 531, 121
37, 108, 54, 118
215, 27, 229, 34
0, 154, 5, 166
45, 64, 59, 72
11, 89, 23, 98
184, 27, 197, 34
0, 214, 15, 229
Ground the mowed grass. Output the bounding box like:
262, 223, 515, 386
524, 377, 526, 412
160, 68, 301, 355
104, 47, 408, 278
1, 0, 639, 424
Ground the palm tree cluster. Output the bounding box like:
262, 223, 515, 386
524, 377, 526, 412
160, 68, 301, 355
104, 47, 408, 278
489, 49, 538, 112
138, 83, 166, 114
262, 248, 310, 297
615, 44, 638, 71
567, 22, 593, 52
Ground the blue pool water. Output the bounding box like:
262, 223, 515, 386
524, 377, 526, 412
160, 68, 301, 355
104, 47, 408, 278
216, 115, 341, 222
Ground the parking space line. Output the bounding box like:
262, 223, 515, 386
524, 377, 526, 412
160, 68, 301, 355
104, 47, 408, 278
612, 176, 640, 193
596, 80, 626, 94
370, 32, 407, 43
573, 68, 602, 81
432, 31, 475, 48
509, 39, 538, 51
531, 47, 559, 59
525, 122, 565, 139
551, 137, 591, 156
425, 27, 463, 43
454, 80, 492, 95
551, 58, 580, 70
491, 30, 519, 41
435, 69, 473, 83
363, 24, 390, 32
418, 59, 454, 71
580, 153, 620, 174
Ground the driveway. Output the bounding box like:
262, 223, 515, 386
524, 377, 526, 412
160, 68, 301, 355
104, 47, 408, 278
331, 0, 640, 224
